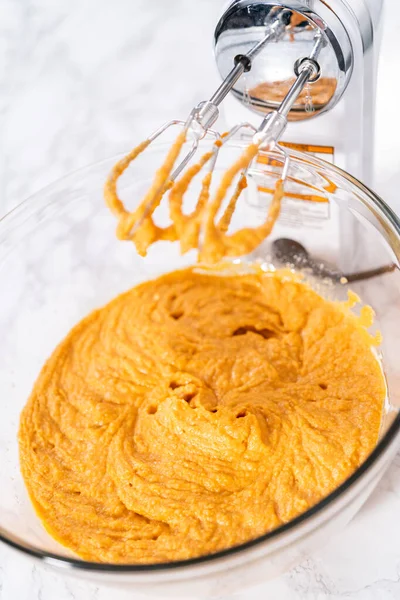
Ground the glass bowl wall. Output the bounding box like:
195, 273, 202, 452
1, 140, 400, 597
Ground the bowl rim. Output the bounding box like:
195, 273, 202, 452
1, 147, 400, 573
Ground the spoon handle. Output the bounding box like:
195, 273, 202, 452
344, 264, 397, 283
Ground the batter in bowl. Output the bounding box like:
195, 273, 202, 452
19, 266, 385, 563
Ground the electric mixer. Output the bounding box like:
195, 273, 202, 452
105, 0, 385, 269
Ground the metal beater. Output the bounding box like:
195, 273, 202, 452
105, 7, 329, 256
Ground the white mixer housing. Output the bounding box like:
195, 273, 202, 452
214, 0, 385, 271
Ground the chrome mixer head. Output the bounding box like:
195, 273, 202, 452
214, 0, 353, 120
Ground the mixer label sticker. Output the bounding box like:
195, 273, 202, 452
250, 142, 340, 263
279, 142, 335, 159
251, 141, 341, 264
256, 142, 335, 228
277, 198, 330, 229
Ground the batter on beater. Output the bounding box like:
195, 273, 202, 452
104, 136, 285, 262
103, 29, 324, 262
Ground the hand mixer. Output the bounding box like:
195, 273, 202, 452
105, 6, 327, 263
105, 0, 384, 265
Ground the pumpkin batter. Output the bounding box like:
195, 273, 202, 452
19, 266, 385, 563
104, 134, 285, 262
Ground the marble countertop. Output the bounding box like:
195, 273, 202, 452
1, 0, 400, 598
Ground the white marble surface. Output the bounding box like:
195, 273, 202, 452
1, 0, 400, 598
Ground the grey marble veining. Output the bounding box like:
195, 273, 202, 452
1, 1, 400, 599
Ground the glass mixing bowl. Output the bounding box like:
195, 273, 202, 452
1, 140, 400, 598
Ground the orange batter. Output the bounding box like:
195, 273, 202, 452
19, 266, 385, 563
104, 135, 285, 262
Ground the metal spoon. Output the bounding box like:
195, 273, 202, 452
272, 238, 397, 283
